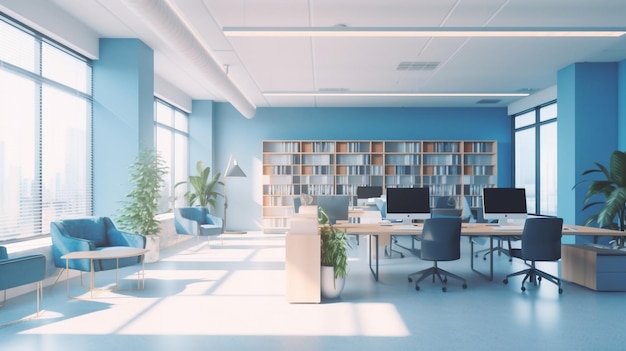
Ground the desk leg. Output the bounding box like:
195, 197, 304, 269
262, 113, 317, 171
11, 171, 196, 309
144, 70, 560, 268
90, 259, 95, 299
470, 236, 494, 281
368, 234, 379, 281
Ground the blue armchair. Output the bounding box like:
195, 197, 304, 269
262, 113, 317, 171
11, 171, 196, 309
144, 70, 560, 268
174, 207, 223, 245
51, 217, 146, 272
0, 246, 46, 319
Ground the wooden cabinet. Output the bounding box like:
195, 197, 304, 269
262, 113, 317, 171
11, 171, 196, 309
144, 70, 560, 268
561, 244, 626, 291
262, 140, 497, 233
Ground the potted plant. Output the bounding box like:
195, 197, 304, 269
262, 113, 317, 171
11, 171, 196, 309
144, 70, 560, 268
117, 148, 168, 262
318, 207, 351, 299
175, 161, 223, 210
573, 150, 626, 247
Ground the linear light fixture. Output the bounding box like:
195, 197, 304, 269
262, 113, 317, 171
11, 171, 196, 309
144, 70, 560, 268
264, 92, 530, 97
224, 26, 626, 38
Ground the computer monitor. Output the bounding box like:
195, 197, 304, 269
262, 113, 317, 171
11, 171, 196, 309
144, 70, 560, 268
385, 187, 430, 224
482, 187, 528, 222
356, 186, 383, 206
316, 195, 350, 224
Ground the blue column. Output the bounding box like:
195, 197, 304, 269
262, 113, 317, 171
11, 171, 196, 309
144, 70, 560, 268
557, 62, 618, 243
93, 39, 154, 217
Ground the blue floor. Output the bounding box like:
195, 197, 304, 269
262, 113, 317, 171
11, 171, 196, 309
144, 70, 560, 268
1, 232, 625, 351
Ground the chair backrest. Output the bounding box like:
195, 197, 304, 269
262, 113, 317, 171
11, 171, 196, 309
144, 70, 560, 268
435, 196, 456, 208
430, 208, 462, 218
55, 217, 109, 247
521, 217, 564, 261
420, 217, 462, 261
293, 197, 302, 214
176, 207, 209, 224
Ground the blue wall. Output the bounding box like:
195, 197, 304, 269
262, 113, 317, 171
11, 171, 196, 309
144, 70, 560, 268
212, 105, 511, 230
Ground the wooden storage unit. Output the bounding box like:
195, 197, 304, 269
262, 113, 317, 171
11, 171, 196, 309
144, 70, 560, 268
262, 140, 497, 233
285, 216, 320, 303
561, 244, 626, 291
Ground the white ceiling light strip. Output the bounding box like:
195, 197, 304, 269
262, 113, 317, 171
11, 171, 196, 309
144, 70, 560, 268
224, 27, 626, 38
264, 92, 530, 97
122, 0, 256, 118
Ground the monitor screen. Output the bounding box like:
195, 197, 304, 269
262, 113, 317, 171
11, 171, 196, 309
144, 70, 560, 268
357, 186, 383, 199
482, 187, 528, 222
385, 187, 430, 224
356, 186, 383, 205
316, 195, 350, 224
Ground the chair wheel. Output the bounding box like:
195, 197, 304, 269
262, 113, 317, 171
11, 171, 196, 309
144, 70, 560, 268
503, 279, 508, 285
558, 288, 563, 294
400, 253, 405, 258
474, 254, 478, 258
462, 283, 468, 289
483, 256, 487, 261
443, 277, 448, 283
415, 285, 420, 291
442, 287, 447, 292
537, 276, 542, 282
521, 286, 526, 292
408, 277, 412, 283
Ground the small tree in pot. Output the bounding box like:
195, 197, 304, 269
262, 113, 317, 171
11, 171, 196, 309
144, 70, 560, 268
117, 148, 168, 261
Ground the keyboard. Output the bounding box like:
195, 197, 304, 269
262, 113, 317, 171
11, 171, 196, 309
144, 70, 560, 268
491, 225, 524, 230
394, 224, 421, 230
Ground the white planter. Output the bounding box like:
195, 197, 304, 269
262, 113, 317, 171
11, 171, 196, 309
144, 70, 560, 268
320, 265, 345, 299
144, 235, 161, 263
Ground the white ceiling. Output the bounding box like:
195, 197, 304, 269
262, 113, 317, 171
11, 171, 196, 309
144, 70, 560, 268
35, 0, 626, 115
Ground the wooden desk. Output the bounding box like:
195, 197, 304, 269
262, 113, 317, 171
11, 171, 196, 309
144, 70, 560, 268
562, 244, 626, 291
335, 223, 625, 281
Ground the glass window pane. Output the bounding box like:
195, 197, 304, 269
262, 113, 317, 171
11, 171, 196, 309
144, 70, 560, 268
174, 110, 188, 133
156, 101, 172, 126
540, 123, 558, 215
42, 42, 91, 94
540, 103, 557, 122
515, 128, 536, 213
156, 126, 172, 212
0, 70, 39, 240
41, 85, 92, 230
0, 19, 37, 73
515, 111, 536, 129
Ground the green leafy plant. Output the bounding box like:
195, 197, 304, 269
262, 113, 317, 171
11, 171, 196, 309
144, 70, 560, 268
573, 150, 626, 245
175, 161, 223, 210
117, 148, 168, 235
318, 207, 351, 282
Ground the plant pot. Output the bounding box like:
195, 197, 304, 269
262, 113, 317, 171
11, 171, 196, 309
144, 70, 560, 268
144, 235, 161, 263
321, 265, 345, 299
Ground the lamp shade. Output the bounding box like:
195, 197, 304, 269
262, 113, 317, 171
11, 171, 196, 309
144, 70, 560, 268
226, 162, 246, 177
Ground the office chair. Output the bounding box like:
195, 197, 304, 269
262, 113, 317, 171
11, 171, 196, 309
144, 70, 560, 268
408, 217, 467, 292
293, 197, 301, 214
503, 217, 564, 294
377, 200, 404, 258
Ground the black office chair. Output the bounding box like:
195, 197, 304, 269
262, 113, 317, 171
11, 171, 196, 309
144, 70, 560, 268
503, 217, 564, 294
408, 217, 467, 292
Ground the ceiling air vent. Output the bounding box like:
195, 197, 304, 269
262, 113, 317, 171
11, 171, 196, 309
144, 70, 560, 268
476, 99, 501, 104
396, 61, 439, 71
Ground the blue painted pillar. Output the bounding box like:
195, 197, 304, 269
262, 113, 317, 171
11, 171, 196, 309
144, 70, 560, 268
93, 39, 154, 217
557, 62, 618, 243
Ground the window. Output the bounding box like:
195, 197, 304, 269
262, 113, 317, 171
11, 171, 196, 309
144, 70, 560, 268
0, 15, 92, 242
155, 99, 188, 213
513, 101, 557, 216
0, 16, 93, 241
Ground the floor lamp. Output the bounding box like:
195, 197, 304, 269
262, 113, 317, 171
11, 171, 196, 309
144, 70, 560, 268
223, 159, 247, 234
